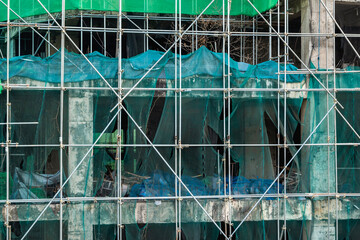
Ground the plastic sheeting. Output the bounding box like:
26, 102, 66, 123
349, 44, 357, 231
129, 171, 283, 197
0, 46, 303, 84
11, 167, 60, 199
0, 0, 278, 21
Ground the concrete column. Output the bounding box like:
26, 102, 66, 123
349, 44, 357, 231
301, 0, 335, 69
303, 0, 336, 191
301, 0, 336, 239
67, 90, 94, 240
311, 221, 335, 240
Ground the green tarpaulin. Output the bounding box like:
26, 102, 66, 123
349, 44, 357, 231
0, 0, 277, 21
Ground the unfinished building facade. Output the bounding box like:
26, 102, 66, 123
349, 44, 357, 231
1, 0, 360, 239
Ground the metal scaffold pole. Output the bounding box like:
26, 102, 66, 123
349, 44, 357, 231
59, 0, 65, 237
5, 0, 10, 238
117, 0, 122, 238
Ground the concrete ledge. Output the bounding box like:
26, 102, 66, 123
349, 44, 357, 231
2, 198, 358, 224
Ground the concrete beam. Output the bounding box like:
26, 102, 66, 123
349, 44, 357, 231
2, 198, 360, 224
8, 77, 305, 99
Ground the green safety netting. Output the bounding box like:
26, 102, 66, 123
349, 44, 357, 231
295, 68, 360, 239
0, 47, 306, 239
0, 0, 277, 22
300, 66, 360, 195
2, 48, 360, 239
0, 46, 302, 83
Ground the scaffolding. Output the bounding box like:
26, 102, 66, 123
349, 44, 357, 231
1, 0, 360, 239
